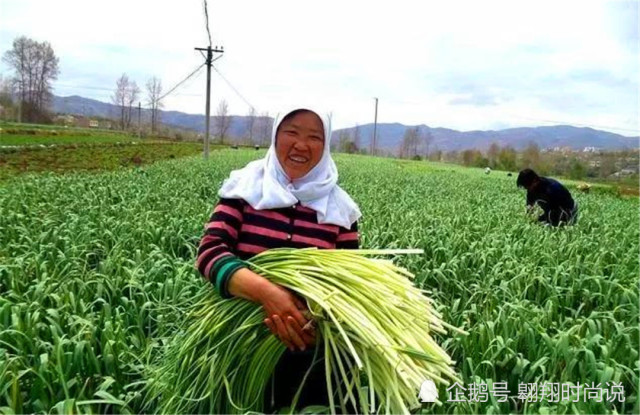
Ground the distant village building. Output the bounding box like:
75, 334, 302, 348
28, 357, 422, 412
561, 146, 573, 154
547, 146, 573, 154
74, 116, 90, 128
75, 116, 101, 129
54, 114, 75, 126
583, 146, 601, 153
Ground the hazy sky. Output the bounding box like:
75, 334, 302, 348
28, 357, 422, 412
0, 0, 638, 135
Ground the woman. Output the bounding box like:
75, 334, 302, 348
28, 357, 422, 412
195, 107, 361, 411
517, 168, 578, 226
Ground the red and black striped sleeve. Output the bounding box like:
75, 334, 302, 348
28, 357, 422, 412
195, 198, 247, 297
336, 220, 359, 249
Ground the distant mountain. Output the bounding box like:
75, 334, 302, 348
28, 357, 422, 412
51, 95, 267, 139
53, 95, 114, 118
52, 95, 639, 151
334, 123, 639, 152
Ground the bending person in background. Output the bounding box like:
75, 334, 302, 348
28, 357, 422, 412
195, 106, 361, 412
517, 168, 578, 226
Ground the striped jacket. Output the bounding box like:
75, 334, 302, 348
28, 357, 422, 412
196, 198, 359, 298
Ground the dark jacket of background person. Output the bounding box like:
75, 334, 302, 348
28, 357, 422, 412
517, 169, 577, 226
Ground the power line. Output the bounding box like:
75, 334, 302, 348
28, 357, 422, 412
53, 81, 203, 97
203, 0, 212, 47
212, 65, 255, 111
158, 63, 206, 101
159, 66, 207, 98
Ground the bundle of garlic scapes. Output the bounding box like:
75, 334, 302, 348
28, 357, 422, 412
147, 248, 464, 414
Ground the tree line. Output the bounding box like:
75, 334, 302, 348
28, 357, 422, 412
330, 123, 638, 181
0, 35, 167, 132
333, 126, 434, 158
110, 73, 164, 133
447, 142, 638, 181
208, 100, 272, 146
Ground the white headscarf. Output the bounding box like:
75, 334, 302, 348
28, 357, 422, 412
218, 106, 361, 229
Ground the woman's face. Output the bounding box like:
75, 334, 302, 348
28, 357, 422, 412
275, 111, 325, 180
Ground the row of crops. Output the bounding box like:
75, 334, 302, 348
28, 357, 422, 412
0, 121, 133, 145
0, 123, 209, 181
0, 150, 638, 413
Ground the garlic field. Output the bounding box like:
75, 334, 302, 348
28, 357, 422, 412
0, 150, 637, 414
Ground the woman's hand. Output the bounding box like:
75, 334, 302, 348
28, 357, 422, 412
226, 267, 315, 351
260, 283, 316, 351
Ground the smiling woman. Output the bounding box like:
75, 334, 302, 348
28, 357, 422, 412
195, 106, 362, 411
275, 110, 325, 180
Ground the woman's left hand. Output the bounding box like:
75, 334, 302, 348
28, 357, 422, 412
262, 293, 316, 351
227, 268, 315, 350
264, 314, 316, 351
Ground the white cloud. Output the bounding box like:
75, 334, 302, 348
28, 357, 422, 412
0, 0, 637, 135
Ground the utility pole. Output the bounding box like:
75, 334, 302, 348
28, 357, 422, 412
137, 101, 141, 139
372, 97, 378, 156
195, 45, 224, 159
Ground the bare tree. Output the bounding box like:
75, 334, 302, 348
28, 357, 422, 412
522, 141, 542, 170
461, 149, 476, 166
599, 152, 617, 178
339, 131, 358, 154
111, 74, 140, 130
126, 81, 140, 130
112, 74, 130, 130
429, 147, 443, 162
487, 142, 500, 168
246, 107, 257, 143
412, 127, 420, 158
399, 127, 420, 159
0, 75, 16, 120
421, 128, 433, 158
2, 36, 59, 123
214, 99, 232, 144
146, 76, 163, 133
498, 146, 517, 171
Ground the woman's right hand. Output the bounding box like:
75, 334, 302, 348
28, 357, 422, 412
227, 267, 315, 351
259, 282, 316, 351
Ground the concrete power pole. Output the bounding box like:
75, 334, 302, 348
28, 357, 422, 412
372, 97, 378, 156
195, 45, 224, 159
